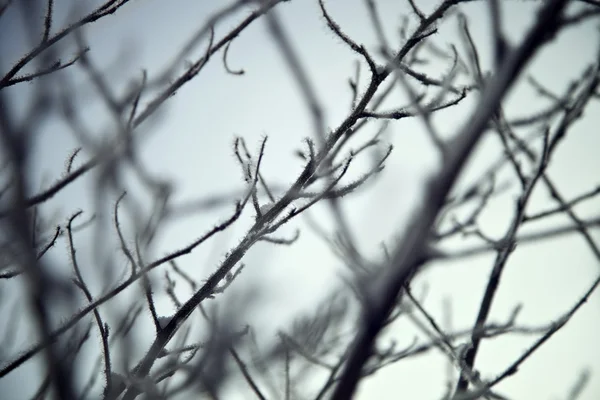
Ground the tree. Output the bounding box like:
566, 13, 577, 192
1, 0, 599, 399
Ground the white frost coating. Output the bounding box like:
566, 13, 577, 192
259, 202, 273, 215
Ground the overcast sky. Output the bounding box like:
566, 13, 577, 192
1, 0, 599, 399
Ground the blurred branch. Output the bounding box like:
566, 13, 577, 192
332, 0, 571, 398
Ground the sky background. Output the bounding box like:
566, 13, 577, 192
1, 0, 599, 399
